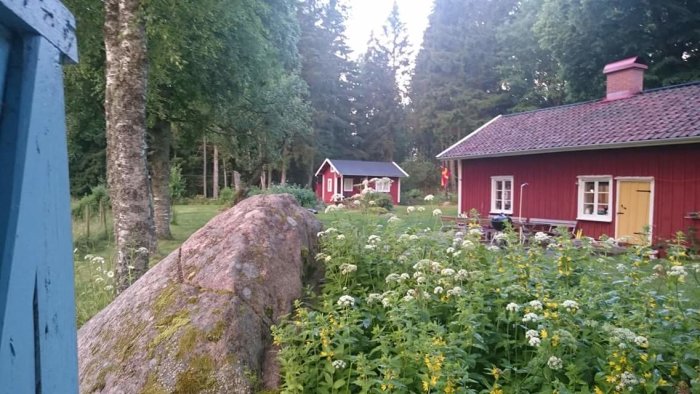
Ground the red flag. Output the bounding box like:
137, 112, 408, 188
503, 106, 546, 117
441, 165, 450, 187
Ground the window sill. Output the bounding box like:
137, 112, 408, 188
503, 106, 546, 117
576, 215, 612, 223
490, 211, 514, 215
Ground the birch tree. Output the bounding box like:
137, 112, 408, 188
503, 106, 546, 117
104, 0, 155, 292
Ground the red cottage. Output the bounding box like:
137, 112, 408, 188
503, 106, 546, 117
315, 159, 409, 204
438, 57, 700, 243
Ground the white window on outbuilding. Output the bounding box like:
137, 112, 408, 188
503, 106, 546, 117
375, 178, 391, 193
327, 177, 333, 193
577, 176, 612, 222
491, 176, 513, 214
343, 178, 354, 192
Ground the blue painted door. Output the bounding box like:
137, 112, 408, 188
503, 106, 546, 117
0, 1, 79, 392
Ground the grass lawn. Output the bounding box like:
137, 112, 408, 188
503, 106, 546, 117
73, 204, 223, 326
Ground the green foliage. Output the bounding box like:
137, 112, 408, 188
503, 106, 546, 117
248, 184, 319, 208
399, 157, 440, 193
275, 220, 700, 392
72, 184, 110, 218
361, 192, 393, 211
218, 187, 234, 205
169, 162, 186, 201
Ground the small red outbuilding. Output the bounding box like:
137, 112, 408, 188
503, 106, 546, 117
438, 57, 700, 243
315, 159, 409, 205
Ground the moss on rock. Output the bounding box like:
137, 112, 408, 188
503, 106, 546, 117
173, 355, 216, 393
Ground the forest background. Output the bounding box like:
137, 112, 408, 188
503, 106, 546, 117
65, 0, 699, 199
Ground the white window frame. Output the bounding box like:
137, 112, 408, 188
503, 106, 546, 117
326, 178, 333, 193
490, 176, 514, 214
343, 177, 354, 192
375, 178, 391, 193
577, 175, 613, 222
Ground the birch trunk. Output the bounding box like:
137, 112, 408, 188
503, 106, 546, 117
202, 136, 207, 198
233, 171, 241, 192
223, 159, 228, 189
104, 0, 155, 293
260, 165, 267, 191
149, 120, 173, 240
212, 145, 219, 199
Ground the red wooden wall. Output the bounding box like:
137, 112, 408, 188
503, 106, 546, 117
459, 143, 700, 241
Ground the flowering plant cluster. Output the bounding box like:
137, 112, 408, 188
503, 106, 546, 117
273, 221, 700, 393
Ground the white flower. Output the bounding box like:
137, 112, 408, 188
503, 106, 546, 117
432, 209, 442, 216
369, 200, 376, 206
455, 269, 469, 281
434, 286, 444, 295
399, 273, 410, 281
409, 234, 419, 240
669, 265, 687, 277
534, 232, 550, 242
424, 194, 434, 201
446, 286, 463, 297
388, 216, 401, 223
446, 247, 455, 254
367, 293, 382, 304
353, 200, 361, 206
413, 259, 430, 270
493, 232, 508, 241
364, 244, 376, 250
562, 300, 579, 311
522, 313, 540, 323
382, 297, 392, 307
104, 285, 114, 292
417, 206, 425, 212
336, 234, 345, 240
385, 273, 401, 283
332, 359, 347, 369
487, 245, 500, 252
468, 228, 483, 236
430, 261, 443, 273
368, 235, 382, 244
416, 276, 427, 284
106, 271, 114, 278
407, 206, 416, 213
506, 302, 520, 313
528, 337, 541, 347
95, 277, 104, 283
403, 294, 414, 302
137, 247, 149, 254
525, 329, 539, 339
324, 255, 332, 263
441, 268, 456, 276
528, 300, 543, 310
547, 356, 563, 370
634, 336, 648, 348
324, 205, 336, 213
617, 372, 639, 391
337, 295, 355, 307
461, 240, 475, 250
339, 263, 357, 274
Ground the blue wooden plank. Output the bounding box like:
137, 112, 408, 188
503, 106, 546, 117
0, 0, 77, 63
0, 25, 10, 118
0, 35, 78, 393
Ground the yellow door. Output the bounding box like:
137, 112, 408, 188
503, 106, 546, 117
616, 180, 652, 244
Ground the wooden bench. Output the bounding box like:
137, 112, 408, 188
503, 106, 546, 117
525, 218, 577, 236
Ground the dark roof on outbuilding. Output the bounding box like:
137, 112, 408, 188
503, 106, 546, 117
437, 82, 700, 160
315, 159, 409, 178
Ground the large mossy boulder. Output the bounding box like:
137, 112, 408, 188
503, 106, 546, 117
78, 194, 322, 393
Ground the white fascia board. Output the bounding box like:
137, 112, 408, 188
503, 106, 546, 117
436, 115, 503, 159
392, 161, 410, 177
314, 158, 341, 177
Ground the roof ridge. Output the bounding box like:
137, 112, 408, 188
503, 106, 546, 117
501, 80, 700, 119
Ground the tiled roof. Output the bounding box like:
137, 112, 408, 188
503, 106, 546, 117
437, 82, 700, 159
316, 159, 409, 178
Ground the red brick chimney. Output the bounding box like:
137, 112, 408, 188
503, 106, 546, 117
603, 56, 648, 100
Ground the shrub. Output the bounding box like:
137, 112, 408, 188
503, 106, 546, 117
361, 191, 393, 210
219, 187, 234, 205
169, 162, 186, 201
72, 184, 110, 218
274, 222, 700, 393
248, 184, 318, 208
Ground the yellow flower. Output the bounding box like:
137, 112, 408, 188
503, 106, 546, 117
658, 378, 669, 386
606, 375, 617, 383
490, 386, 503, 394
422, 380, 430, 392
640, 353, 648, 362
671, 364, 679, 376
594, 387, 604, 394
540, 329, 548, 339
551, 335, 560, 347
490, 367, 502, 381
444, 380, 456, 394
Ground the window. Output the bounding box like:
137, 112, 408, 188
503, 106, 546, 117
375, 178, 391, 193
343, 178, 354, 192
577, 176, 612, 222
327, 178, 333, 193
491, 176, 513, 214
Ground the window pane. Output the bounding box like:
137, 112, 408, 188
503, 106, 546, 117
504, 180, 511, 190
599, 182, 609, 193
504, 202, 511, 210
585, 182, 595, 192
583, 204, 595, 215
495, 201, 502, 210
584, 193, 594, 204
496, 181, 502, 190
598, 193, 609, 204
497, 191, 502, 200
504, 190, 511, 201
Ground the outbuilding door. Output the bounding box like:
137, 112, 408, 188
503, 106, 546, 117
616, 179, 653, 243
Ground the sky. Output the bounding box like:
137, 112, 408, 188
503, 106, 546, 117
344, 0, 435, 60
